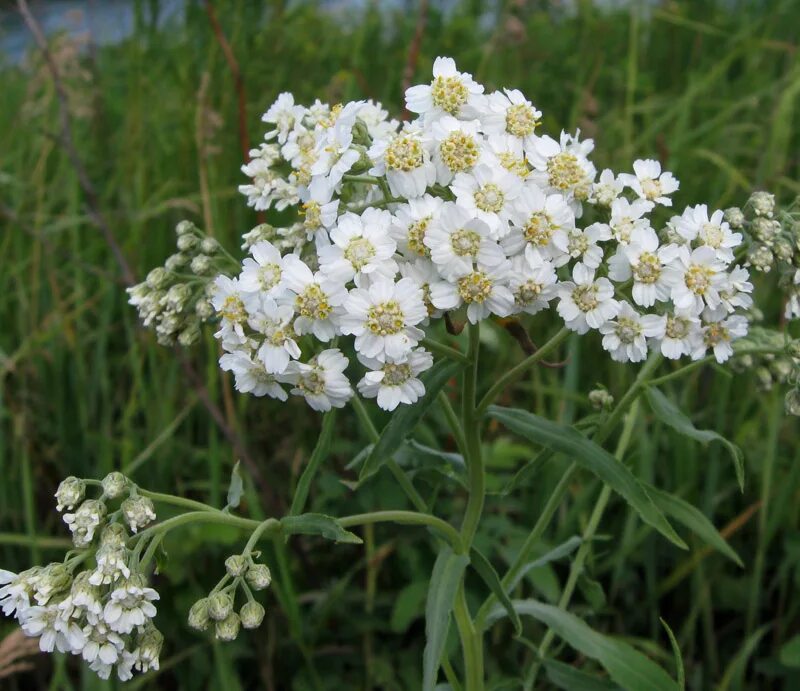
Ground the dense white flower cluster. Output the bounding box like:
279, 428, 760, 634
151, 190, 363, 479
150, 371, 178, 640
211, 56, 756, 411
1, 475, 162, 681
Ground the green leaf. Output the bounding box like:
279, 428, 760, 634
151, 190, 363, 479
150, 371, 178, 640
226, 460, 244, 509
644, 387, 744, 491
643, 482, 743, 567
487, 406, 686, 550
660, 618, 685, 689
280, 513, 363, 544
391, 580, 429, 634
399, 439, 468, 488
423, 548, 470, 691
578, 574, 607, 610
360, 360, 461, 482
469, 547, 522, 635
718, 624, 770, 690
506, 536, 583, 591
290, 410, 337, 516
779, 634, 800, 668
544, 659, 621, 691
488, 599, 680, 691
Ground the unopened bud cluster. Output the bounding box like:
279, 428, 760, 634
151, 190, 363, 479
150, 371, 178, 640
1, 472, 163, 681
127, 221, 238, 346
188, 553, 272, 641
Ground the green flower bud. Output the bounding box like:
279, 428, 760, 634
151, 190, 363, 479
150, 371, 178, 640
200, 237, 219, 254
225, 555, 249, 578
178, 324, 201, 347
175, 220, 196, 236
723, 207, 745, 229
165, 252, 190, 271
195, 299, 214, 320
190, 254, 212, 275
121, 495, 156, 533
785, 388, 800, 416
240, 601, 265, 630
215, 612, 241, 642
101, 471, 128, 499
177, 234, 199, 251
188, 598, 211, 631
207, 592, 234, 621
588, 388, 614, 411
100, 522, 128, 547
55, 476, 85, 512
750, 190, 775, 217
786, 340, 800, 359
755, 366, 773, 391
146, 267, 169, 289
245, 564, 272, 591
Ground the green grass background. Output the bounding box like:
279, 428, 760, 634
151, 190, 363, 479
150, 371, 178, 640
1, 0, 799, 688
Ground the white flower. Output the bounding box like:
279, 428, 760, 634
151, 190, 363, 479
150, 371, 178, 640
509, 250, 558, 315
103, 578, 159, 635
219, 351, 288, 400
655, 312, 702, 360
318, 209, 398, 283
121, 496, 156, 534
425, 203, 506, 281
599, 301, 665, 363
391, 195, 444, 259
281, 255, 347, 341
261, 92, 305, 144
429, 259, 515, 324
283, 349, 353, 411
481, 133, 530, 179
671, 204, 742, 261
81, 620, 125, 673
502, 185, 573, 261
556, 263, 620, 334
451, 163, 522, 239
340, 278, 427, 360
694, 315, 748, 363
526, 131, 596, 209
589, 168, 624, 206
405, 56, 484, 122
481, 88, 541, 145
248, 297, 301, 374
238, 157, 280, 211
664, 245, 727, 314
607, 227, 676, 307
619, 159, 679, 206
397, 257, 451, 319
238, 241, 288, 298
63, 500, 106, 548
0, 568, 36, 618
309, 101, 364, 188
608, 197, 654, 244
357, 348, 434, 411
211, 275, 252, 344
562, 222, 611, 270
298, 179, 339, 240
703, 265, 753, 321
368, 124, 436, 198
429, 116, 483, 184
20, 603, 84, 654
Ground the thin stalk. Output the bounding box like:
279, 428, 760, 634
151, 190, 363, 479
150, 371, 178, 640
422, 337, 470, 364
138, 488, 223, 514
339, 511, 463, 553
438, 391, 468, 458
460, 323, 483, 545
453, 584, 484, 691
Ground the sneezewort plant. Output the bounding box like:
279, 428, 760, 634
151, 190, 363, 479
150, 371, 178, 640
4, 56, 800, 687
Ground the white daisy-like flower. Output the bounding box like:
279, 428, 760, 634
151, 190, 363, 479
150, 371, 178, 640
694, 315, 749, 363
298, 177, 340, 241
70, 574, 104, 621
405, 56, 485, 122
318, 209, 397, 283
481, 88, 541, 146
561, 222, 611, 270
509, 249, 558, 315
653, 312, 702, 360
281, 121, 315, 169
589, 168, 624, 206
368, 124, 436, 198
81, 620, 126, 673
340, 277, 427, 361
428, 116, 483, 184
238, 241, 289, 298
619, 159, 679, 206
103, 578, 159, 635
397, 257, 451, 319
309, 101, 364, 189
599, 301, 666, 363
664, 245, 727, 314
526, 130, 596, 209
671, 204, 742, 262
502, 185, 573, 261
481, 133, 530, 179
429, 258, 515, 324
556, 263, 620, 334
89, 544, 130, 587
246, 297, 301, 374
607, 227, 677, 307
63, 500, 106, 548
359, 99, 398, 140
0, 568, 37, 618
282, 349, 353, 411
262, 92, 305, 144
20, 603, 85, 654
281, 255, 347, 341
703, 265, 753, 321
211, 275, 253, 345
424, 203, 506, 281
357, 348, 434, 411
451, 163, 522, 239
219, 351, 288, 400
238, 157, 279, 211
391, 195, 444, 259
608, 197, 654, 244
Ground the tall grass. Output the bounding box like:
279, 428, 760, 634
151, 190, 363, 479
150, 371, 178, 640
0, 0, 798, 688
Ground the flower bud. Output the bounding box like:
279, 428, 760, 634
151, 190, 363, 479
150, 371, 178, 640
137, 624, 164, 672
240, 601, 265, 629
165, 252, 189, 271
177, 234, 199, 251
245, 564, 272, 591
64, 499, 106, 547
178, 324, 201, 347
121, 495, 156, 533
190, 254, 212, 275
176, 220, 195, 236
225, 555, 249, 578
215, 612, 241, 642
195, 299, 214, 320
723, 207, 745, 229
751, 217, 780, 245
100, 522, 128, 547
241, 223, 275, 250
207, 592, 234, 621
750, 190, 775, 217
786, 340, 800, 359
200, 237, 219, 254
785, 388, 800, 416
588, 388, 614, 411
188, 598, 211, 631
775, 237, 794, 263
55, 476, 85, 512
748, 244, 773, 272
770, 358, 793, 383
101, 471, 128, 499
146, 267, 169, 290
755, 366, 773, 391
164, 283, 191, 311
34, 563, 72, 605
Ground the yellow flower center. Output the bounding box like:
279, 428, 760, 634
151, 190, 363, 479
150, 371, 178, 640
440, 132, 479, 173
457, 271, 493, 303
702, 223, 724, 248
704, 322, 729, 347
614, 317, 641, 343
221, 295, 247, 323
385, 135, 424, 171
523, 213, 555, 246
474, 183, 505, 213
640, 178, 662, 200
431, 76, 469, 114
515, 280, 543, 305
407, 217, 432, 256
497, 152, 530, 178
301, 201, 322, 230
450, 228, 481, 257
685, 265, 713, 295
633, 253, 661, 284
366, 300, 405, 335
505, 103, 539, 137
665, 315, 690, 340
295, 284, 332, 320
572, 285, 599, 312
382, 362, 412, 386
344, 238, 376, 270
546, 152, 585, 191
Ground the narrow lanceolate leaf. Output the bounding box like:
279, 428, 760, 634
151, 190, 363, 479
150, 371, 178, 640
644, 387, 745, 491
360, 360, 461, 482
487, 406, 687, 550
506, 536, 583, 592
544, 659, 622, 691
423, 548, 469, 691
469, 547, 522, 635
280, 513, 362, 544
643, 482, 743, 567
226, 460, 244, 510
487, 600, 680, 691
660, 618, 685, 689
290, 410, 337, 516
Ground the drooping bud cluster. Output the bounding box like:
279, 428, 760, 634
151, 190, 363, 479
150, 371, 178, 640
188, 553, 271, 641
127, 221, 239, 346
1, 472, 162, 681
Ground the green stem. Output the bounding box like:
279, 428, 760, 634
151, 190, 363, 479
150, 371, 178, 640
339, 511, 463, 553
243, 518, 279, 556
130, 511, 264, 545
453, 584, 483, 691
438, 391, 468, 458
422, 337, 470, 364
475, 327, 570, 416
138, 488, 223, 514
647, 346, 786, 387
460, 323, 484, 546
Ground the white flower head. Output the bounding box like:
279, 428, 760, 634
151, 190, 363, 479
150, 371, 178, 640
562, 222, 611, 270
103, 577, 159, 635
481, 133, 530, 179
391, 195, 444, 260
526, 131, 596, 211
655, 312, 702, 360
340, 277, 427, 361
281, 255, 347, 341
368, 123, 436, 198
599, 301, 665, 363
429, 258, 514, 324
397, 257, 452, 319
405, 56, 485, 122
694, 315, 749, 363
63, 500, 106, 548
451, 163, 522, 239
429, 116, 483, 184
664, 245, 727, 315
556, 263, 620, 334
509, 249, 558, 315
357, 348, 434, 411
609, 197, 654, 244
589, 168, 624, 206
502, 185, 573, 261
261, 92, 305, 144
703, 264, 753, 321
671, 204, 742, 262
238, 241, 289, 298
220, 351, 288, 400
282, 349, 353, 411
620, 159, 679, 206
247, 297, 301, 375
481, 88, 541, 145
607, 227, 677, 307
21, 603, 85, 654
